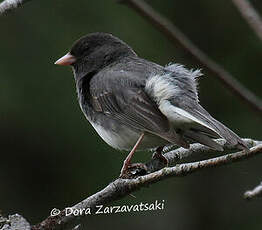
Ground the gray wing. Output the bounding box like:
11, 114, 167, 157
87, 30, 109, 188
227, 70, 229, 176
92, 88, 168, 133
89, 69, 189, 148
145, 64, 248, 150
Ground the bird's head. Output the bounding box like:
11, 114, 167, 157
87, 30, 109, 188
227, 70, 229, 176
55, 32, 136, 80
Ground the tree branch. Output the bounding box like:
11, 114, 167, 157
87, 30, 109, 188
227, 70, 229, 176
244, 181, 262, 200
119, 0, 262, 116
31, 139, 262, 230
232, 0, 262, 41
0, 214, 31, 230
145, 139, 261, 173
0, 0, 31, 15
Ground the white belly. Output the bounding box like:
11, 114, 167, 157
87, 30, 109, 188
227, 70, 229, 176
89, 121, 168, 151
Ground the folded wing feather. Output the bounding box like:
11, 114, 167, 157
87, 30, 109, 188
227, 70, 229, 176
145, 64, 248, 150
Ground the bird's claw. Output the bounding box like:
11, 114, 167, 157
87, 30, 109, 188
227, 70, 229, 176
152, 152, 169, 167
119, 163, 148, 179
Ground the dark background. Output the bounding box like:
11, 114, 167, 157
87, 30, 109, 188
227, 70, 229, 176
0, 0, 261, 229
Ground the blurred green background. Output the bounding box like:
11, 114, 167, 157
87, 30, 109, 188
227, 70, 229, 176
0, 0, 262, 229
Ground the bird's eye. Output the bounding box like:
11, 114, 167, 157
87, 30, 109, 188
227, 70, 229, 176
78, 44, 92, 58
71, 41, 90, 58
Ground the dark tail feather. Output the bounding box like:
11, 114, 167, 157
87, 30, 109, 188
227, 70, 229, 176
193, 105, 248, 150
184, 130, 223, 151
210, 119, 248, 150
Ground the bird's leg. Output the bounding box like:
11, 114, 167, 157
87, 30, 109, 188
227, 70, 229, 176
152, 146, 169, 166
120, 133, 145, 178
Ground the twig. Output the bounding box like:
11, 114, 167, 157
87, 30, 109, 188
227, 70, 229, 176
232, 0, 262, 41
244, 181, 262, 200
120, 0, 262, 115
0, 0, 31, 15
32, 139, 262, 230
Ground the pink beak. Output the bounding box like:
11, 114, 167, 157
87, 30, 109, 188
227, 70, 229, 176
54, 53, 76, 66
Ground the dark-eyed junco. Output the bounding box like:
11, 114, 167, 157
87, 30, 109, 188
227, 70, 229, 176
55, 32, 248, 177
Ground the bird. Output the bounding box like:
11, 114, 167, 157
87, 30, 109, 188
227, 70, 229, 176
55, 32, 248, 178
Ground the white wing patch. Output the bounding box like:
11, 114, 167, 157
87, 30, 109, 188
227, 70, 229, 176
145, 72, 180, 103
146, 64, 202, 103
165, 63, 202, 102
145, 64, 216, 131
159, 100, 217, 133
165, 63, 202, 80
